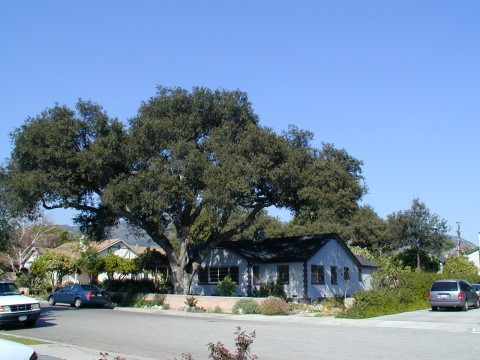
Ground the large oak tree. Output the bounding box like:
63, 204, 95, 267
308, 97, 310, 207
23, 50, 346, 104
5, 87, 366, 293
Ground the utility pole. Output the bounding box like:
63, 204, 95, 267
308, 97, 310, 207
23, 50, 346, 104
456, 222, 462, 256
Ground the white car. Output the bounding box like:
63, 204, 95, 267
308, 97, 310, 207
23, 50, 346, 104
0, 281, 41, 327
0, 338, 38, 360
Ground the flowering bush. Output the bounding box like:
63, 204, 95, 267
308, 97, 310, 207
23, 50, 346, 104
259, 297, 290, 315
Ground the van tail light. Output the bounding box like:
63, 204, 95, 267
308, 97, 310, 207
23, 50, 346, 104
458, 292, 464, 300
428, 293, 431, 300
86, 292, 95, 297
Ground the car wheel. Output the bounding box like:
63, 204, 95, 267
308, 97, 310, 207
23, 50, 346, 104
463, 300, 469, 311
431, 306, 438, 311
74, 298, 82, 308
48, 296, 56, 306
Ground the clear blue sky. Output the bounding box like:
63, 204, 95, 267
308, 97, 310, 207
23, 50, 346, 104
1, 1, 479, 244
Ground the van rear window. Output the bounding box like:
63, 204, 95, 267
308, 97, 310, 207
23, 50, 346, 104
431, 282, 458, 291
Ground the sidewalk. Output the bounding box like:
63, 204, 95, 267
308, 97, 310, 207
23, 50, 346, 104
33, 341, 156, 360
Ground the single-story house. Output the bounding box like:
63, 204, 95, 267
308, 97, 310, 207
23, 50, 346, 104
190, 233, 378, 301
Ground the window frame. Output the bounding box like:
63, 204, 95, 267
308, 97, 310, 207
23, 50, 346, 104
311, 264, 325, 284
331, 266, 338, 285
252, 265, 260, 285
277, 265, 290, 284
198, 266, 239, 284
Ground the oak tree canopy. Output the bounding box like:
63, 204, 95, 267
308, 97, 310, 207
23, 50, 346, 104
5, 86, 366, 293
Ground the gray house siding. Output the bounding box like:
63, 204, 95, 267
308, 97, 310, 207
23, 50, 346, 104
190, 233, 377, 300
307, 239, 363, 299
190, 247, 249, 296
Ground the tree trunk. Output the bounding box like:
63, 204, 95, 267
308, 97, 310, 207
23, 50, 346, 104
416, 250, 421, 271
171, 266, 194, 294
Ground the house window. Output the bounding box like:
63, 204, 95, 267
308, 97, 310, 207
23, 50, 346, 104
252, 265, 260, 285
311, 265, 325, 284
343, 267, 350, 281
358, 268, 363, 282
203, 266, 239, 284
198, 267, 209, 284
331, 266, 337, 285
277, 265, 289, 284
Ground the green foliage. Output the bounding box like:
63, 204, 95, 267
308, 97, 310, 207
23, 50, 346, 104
341, 272, 439, 318
7, 87, 366, 294
256, 282, 287, 299
371, 255, 412, 289
443, 256, 478, 283
259, 297, 290, 315
211, 306, 224, 314
395, 248, 440, 272
29, 251, 74, 290
207, 327, 257, 360
14, 272, 48, 295
348, 245, 376, 262
122, 294, 170, 309
101, 278, 170, 293
96, 253, 137, 280
216, 275, 236, 297
133, 248, 167, 274
344, 205, 390, 255
386, 198, 450, 270
232, 299, 260, 315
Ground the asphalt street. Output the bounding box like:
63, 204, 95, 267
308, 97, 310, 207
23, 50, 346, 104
4, 304, 480, 360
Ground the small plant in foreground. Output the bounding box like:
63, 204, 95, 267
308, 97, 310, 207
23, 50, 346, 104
208, 326, 257, 360
99, 352, 126, 360
173, 327, 257, 360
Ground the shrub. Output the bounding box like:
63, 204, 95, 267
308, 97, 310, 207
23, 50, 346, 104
100, 278, 171, 294
256, 282, 286, 299
211, 306, 224, 314
185, 296, 198, 308
340, 271, 439, 318
123, 294, 170, 309
232, 299, 260, 315
216, 276, 236, 297
259, 297, 290, 315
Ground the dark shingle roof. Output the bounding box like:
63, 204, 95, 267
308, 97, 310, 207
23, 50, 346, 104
222, 233, 364, 266
355, 255, 379, 268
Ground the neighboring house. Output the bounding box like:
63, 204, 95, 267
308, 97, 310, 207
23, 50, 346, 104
91, 238, 143, 259
23, 239, 165, 284
190, 233, 378, 301
466, 247, 480, 275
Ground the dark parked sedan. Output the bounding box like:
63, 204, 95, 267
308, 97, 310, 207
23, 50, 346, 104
48, 284, 110, 308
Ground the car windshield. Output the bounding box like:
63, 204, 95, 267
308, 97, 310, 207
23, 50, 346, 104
473, 285, 480, 290
0, 283, 21, 296
431, 281, 458, 292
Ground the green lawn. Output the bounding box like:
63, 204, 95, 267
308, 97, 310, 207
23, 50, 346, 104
0, 333, 49, 345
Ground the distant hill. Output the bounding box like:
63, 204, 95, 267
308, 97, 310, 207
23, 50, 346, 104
59, 222, 158, 248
